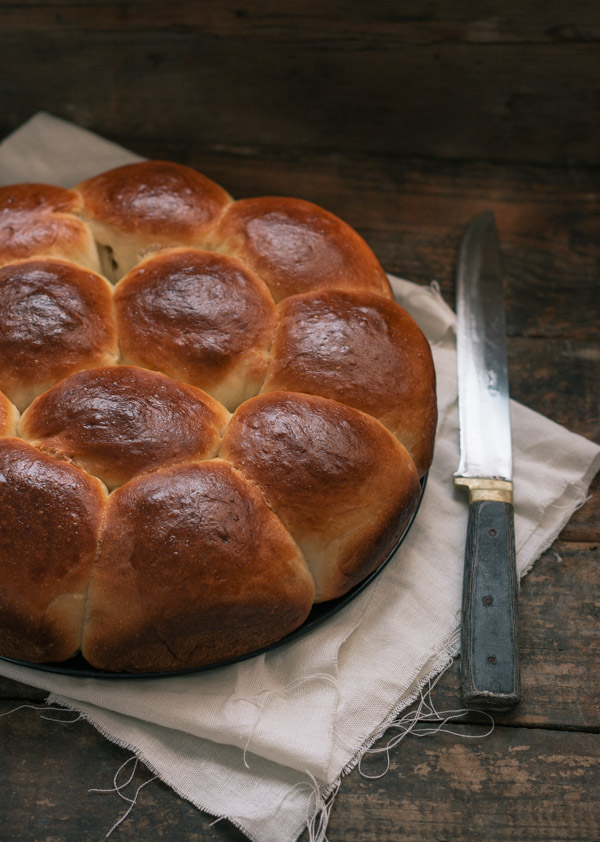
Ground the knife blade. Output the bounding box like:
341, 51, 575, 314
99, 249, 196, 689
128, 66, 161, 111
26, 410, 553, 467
454, 210, 521, 710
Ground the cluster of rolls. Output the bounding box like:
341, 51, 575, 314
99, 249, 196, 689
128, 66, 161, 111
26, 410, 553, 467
0, 161, 437, 673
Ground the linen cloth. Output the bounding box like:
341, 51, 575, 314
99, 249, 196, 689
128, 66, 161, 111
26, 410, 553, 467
1, 113, 599, 842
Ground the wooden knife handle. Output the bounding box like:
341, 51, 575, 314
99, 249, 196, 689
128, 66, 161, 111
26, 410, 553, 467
460, 499, 521, 710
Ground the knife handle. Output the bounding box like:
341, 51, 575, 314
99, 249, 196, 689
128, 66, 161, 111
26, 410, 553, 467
460, 497, 521, 710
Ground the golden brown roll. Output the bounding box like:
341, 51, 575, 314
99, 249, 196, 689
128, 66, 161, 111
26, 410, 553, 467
220, 392, 421, 602
0, 391, 19, 437
0, 183, 100, 271
209, 196, 393, 302
0, 438, 106, 663
19, 365, 230, 489
77, 161, 232, 280
261, 289, 437, 476
0, 258, 118, 411
114, 248, 277, 410
81, 459, 315, 673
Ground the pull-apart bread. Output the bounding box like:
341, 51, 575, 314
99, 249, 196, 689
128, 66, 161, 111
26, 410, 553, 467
0, 161, 436, 673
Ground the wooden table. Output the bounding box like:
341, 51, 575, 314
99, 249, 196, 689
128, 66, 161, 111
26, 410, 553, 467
1, 4, 599, 840
1, 146, 598, 842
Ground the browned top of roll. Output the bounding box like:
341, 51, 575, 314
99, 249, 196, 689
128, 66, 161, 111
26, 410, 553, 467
0, 182, 81, 215
0, 438, 106, 663
19, 366, 230, 489
220, 392, 420, 601
77, 161, 231, 242
82, 459, 315, 672
114, 249, 277, 409
0, 258, 118, 410
210, 196, 393, 302
0, 183, 98, 269
262, 289, 437, 476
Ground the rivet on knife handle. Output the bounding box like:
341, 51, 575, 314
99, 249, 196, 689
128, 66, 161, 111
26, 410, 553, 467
455, 478, 521, 709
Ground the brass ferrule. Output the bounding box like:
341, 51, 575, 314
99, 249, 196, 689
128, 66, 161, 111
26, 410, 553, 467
454, 476, 513, 504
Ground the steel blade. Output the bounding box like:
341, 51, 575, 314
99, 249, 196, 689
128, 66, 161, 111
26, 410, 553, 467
455, 210, 512, 481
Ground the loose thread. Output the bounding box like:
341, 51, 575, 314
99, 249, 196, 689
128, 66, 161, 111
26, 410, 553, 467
208, 815, 226, 828
0, 703, 83, 723
238, 673, 340, 769
89, 756, 139, 799
266, 772, 340, 842
358, 661, 494, 780
89, 755, 159, 839
209, 771, 340, 840
305, 774, 340, 842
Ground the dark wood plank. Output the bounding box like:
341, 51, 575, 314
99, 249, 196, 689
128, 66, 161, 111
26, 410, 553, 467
508, 339, 599, 442
0, 678, 46, 702
512, 543, 600, 730
561, 473, 600, 542
328, 726, 600, 841
1, 3, 599, 166
2, 0, 600, 43
0, 706, 247, 841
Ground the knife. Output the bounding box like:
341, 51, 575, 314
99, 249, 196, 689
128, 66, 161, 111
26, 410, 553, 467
454, 210, 521, 710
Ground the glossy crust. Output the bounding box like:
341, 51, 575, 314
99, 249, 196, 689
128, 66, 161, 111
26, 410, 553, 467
0, 258, 118, 411
114, 249, 277, 410
82, 459, 315, 673
261, 289, 437, 476
19, 366, 230, 489
77, 161, 232, 279
209, 196, 393, 302
0, 438, 106, 663
0, 183, 99, 271
220, 392, 421, 601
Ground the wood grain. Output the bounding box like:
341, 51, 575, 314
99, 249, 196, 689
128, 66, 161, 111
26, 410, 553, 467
1, 1, 599, 43
0, 706, 247, 841
1, 2, 599, 166
329, 726, 600, 841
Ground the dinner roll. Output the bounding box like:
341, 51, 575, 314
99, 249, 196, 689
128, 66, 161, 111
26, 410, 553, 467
114, 248, 277, 410
77, 161, 232, 280
82, 459, 315, 673
0, 258, 118, 411
0, 438, 106, 663
0, 183, 100, 271
261, 289, 437, 476
19, 365, 229, 489
209, 196, 394, 302
220, 392, 421, 602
